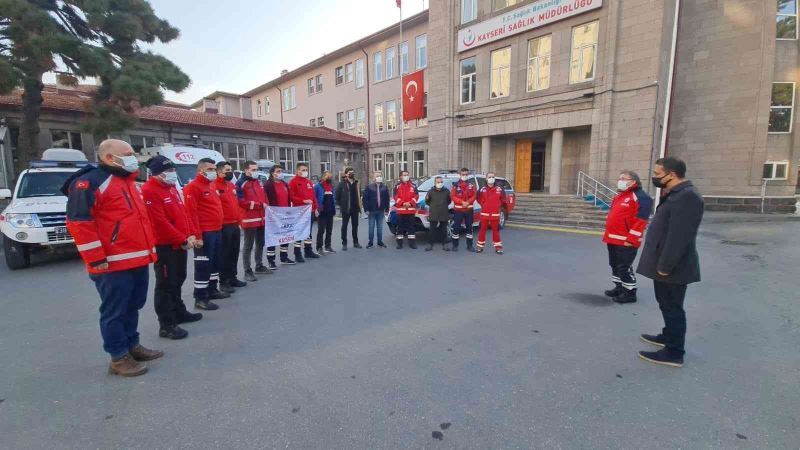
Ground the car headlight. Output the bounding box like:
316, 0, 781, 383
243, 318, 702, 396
4, 213, 41, 228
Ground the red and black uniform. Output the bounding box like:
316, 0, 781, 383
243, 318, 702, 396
142, 177, 194, 327
393, 181, 419, 246
477, 184, 507, 252
236, 174, 267, 272
215, 176, 242, 285
184, 175, 224, 300
288, 175, 318, 257
263, 178, 293, 263
64, 165, 157, 359
450, 179, 477, 250
603, 184, 653, 293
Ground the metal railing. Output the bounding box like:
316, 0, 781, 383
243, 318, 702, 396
576, 171, 617, 209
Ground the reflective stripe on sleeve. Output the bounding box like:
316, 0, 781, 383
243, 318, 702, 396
76, 240, 102, 252
608, 234, 628, 241
629, 230, 642, 236
106, 249, 151, 262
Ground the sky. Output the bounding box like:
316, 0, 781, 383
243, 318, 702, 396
142, 0, 428, 105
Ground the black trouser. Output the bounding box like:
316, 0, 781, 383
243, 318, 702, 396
341, 210, 360, 245
653, 281, 688, 356
296, 216, 315, 256
193, 230, 221, 300
317, 214, 334, 249
396, 214, 416, 240
154, 245, 189, 328
451, 210, 474, 248
430, 220, 448, 244
267, 244, 290, 263
242, 226, 265, 272
220, 223, 240, 283
607, 244, 638, 291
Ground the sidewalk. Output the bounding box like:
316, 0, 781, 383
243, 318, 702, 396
702, 211, 800, 224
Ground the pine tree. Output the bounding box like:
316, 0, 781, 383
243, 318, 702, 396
0, 0, 190, 176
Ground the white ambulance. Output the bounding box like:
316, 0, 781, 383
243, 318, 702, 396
137, 144, 225, 187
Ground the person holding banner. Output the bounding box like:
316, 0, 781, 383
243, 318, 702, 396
314, 171, 337, 254
237, 161, 269, 281
263, 164, 294, 268
214, 161, 247, 293
288, 162, 320, 261
393, 170, 418, 249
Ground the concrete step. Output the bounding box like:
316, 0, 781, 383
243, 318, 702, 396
507, 216, 606, 230
506, 194, 608, 231
513, 204, 608, 214
511, 211, 607, 223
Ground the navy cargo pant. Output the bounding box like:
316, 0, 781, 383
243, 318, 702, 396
89, 266, 149, 359
153, 245, 189, 328
607, 244, 638, 291
451, 210, 474, 249
193, 230, 221, 300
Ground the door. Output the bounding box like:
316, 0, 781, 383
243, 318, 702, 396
531, 149, 545, 191
514, 139, 533, 192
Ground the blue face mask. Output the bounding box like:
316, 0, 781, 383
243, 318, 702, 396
113, 154, 139, 173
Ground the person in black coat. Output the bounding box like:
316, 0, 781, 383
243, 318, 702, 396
636, 156, 704, 368
424, 177, 451, 251
334, 166, 362, 250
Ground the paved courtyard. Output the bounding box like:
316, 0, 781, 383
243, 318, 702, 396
0, 219, 798, 449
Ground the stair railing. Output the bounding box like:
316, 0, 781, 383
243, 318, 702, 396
576, 171, 617, 209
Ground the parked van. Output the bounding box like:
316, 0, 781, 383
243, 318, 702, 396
137, 144, 225, 187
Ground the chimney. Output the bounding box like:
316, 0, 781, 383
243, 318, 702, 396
280, 69, 289, 76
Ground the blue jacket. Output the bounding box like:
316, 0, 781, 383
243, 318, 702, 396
314, 180, 336, 216
362, 182, 390, 213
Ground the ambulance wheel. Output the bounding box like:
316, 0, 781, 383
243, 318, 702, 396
4, 236, 31, 270
499, 208, 507, 229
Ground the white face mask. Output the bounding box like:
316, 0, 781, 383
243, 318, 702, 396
113, 154, 139, 173
617, 180, 631, 191
162, 171, 178, 185
401, 175, 410, 182
487, 177, 496, 185
460, 175, 468, 182
274, 172, 284, 180
435, 182, 444, 189
300, 170, 309, 178
203, 171, 217, 182
375, 176, 383, 183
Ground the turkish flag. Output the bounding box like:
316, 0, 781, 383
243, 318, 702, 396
402, 70, 425, 122
396, 0, 401, 7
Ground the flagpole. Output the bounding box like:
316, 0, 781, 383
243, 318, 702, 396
399, 1, 405, 172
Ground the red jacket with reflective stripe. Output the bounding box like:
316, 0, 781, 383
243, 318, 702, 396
450, 179, 477, 212
288, 176, 318, 212
142, 177, 193, 248
183, 175, 223, 235
65, 166, 157, 274
236, 175, 267, 228
603, 186, 653, 248
393, 181, 419, 215
477, 185, 507, 219
214, 178, 241, 225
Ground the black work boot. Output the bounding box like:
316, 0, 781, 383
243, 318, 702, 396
638, 348, 683, 368
466, 239, 475, 252
159, 324, 188, 340
176, 311, 203, 324
194, 299, 219, 311
640, 333, 666, 347
219, 282, 235, 294
396, 238, 403, 249
229, 278, 247, 288
408, 239, 417, 249
613, 289, 638, 304
451, 239, 459, 252
294, 249, 306, 263
425, 243, 434, 251
604, 283, 624, 297
305, 245, 320, 259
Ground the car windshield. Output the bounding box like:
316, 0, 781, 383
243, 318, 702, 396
175, 165, 198, 186
417, 177, 456, 192
16, 171, 76, 198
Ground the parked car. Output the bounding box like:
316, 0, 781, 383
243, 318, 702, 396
385, 173, 516, 235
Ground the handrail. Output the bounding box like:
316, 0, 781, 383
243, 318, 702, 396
576, 171, 617, 209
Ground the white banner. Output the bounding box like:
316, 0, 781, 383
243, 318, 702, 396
264, 205, 312, 247
457, 0, 603, 52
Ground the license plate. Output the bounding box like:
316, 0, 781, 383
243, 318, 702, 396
55, 226, 68, 234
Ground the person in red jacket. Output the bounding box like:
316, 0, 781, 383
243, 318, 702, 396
393, 170, 419, 249
64, 139, 162, 377
476, 172, 507, 254
142, 156, 203, 340
184, 157, 229, 311
602, 170, 653, 304
288, 162, 320, 261
450, 167, 477, 252
263, 164, 295, 268
237, 160, 269, 281
214, 161, 247, 293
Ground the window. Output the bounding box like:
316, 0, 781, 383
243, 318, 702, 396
462, 0, 477, 23
356, 107, 366, 136
398, 151, 409, 173
316, 74, 323, 93
266, 146, 277, 161
318, 116, 325, 127
386, 100, 397, 131
460, 57, 477, 104
778, 0, 798, 39
490, 47, 511, 99
416, 34, 427, 69
570, 21, 599, 84
128, 135, 155, 152
417, 93, 428, 127
355, 58, 365, 88
345, 63, 354, 83
335, 66, 345, 85
265, 97, 271, 114
279, 147, 294, 169
493, 0, 520, 10
770, 82, 795, 133
763, 161, 790, 180
320, 150, 332, 173
310, 118, 316, 127
257, 100, 263, 117
227, 143, 246, 170
337, 112, 345, 130
282, 86, 296, 110
385, 153, 395, 180
413, 151, 425, 177
374, 52, 384, 82
51, 130, 83, 150
203, 141, 224, 153
297, 148, 310, 166
346, 109, 355, 130
400, 41, 409, 75
258, 145, 268, 160
372, 153, 383, 172
375, 103, 385, 132
386, 46, 397, 79
527, 35, 552, 92
308, 78, 315, 96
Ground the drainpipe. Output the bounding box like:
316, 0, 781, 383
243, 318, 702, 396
656, 0, 681, 206
361, 46, 372, 175
275, 86, 284, 123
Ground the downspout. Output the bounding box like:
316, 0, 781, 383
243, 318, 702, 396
656, 0, 681, 205
275, 86, 284, 123
361, 45, 372, 178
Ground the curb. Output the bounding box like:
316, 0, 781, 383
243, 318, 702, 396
505, 223, 604, 236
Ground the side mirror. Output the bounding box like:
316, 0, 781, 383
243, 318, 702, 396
0, 188, 11, 199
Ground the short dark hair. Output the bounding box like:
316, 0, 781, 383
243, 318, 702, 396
343, 166, 354, 174
198, 157, 215, 167
244, 160, 257, 169
400, 170, 409, 176
656, 157, 686, 178
216, 161, 230, 170
296, 162, 308, 169
460, 167, 469, 173
269, 164, 283, 175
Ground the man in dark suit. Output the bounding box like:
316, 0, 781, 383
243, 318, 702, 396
637, 157, 704, 368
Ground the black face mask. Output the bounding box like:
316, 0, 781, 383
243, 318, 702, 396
347, 173, 354, 179
651, 174, 669, 189
224, 172, 234, 181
